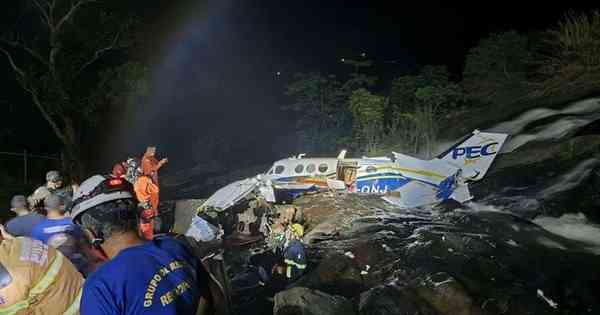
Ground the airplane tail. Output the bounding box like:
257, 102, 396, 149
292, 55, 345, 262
437, 130, 508, 181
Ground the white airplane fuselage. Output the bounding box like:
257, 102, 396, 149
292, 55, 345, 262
262, 130, 508, 208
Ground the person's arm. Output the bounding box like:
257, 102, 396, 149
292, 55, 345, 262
158, 158, 168, 169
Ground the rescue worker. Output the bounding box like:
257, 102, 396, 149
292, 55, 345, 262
45, 170, 74, 202
124, 158, 141, 184
0, 228, 84, 315
134, 174, 160, 240
70, 175, 215, 315
31, 194, 89, 276
282, 224, 307, 282
4, 195, 44, 237
138, 147, 168, 240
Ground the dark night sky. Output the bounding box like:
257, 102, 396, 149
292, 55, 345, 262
2, 1, 599, 178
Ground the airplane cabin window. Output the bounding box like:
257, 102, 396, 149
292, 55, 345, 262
366, 166, 377, 173
306, 164, 316, 173
275, 165, 285, 174
295, 164, 304, 174
318, 163, 328, 173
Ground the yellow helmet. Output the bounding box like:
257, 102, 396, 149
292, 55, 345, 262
290, 224, 304, 237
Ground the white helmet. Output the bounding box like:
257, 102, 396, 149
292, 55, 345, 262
71, 175, 134, 223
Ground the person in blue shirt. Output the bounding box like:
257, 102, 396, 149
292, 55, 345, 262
70, 175, 215, 315
4, 195, 45, 237
31, 193, 90, 275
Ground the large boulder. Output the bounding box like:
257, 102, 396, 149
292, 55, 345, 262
274, 287, 356, 315
359, 284, 438, 315
294, 252, 365, 297
415, 273, 480, 315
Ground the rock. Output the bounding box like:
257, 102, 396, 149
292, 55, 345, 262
415, 273, 481, 315
295, 252, 365, 298
274, 287, 356, 315
359, 284, 437, 315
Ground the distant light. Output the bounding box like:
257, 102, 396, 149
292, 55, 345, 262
276, 71, 281, 76
361, 52, 366, 57
341, 58, 345, 62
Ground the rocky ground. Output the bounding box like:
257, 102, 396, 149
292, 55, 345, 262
168, 97, 600, 314
269, 193, 600, 315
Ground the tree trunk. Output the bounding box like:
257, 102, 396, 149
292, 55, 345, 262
61, 117, 85, 181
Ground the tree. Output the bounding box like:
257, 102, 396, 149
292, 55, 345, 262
348, 88, 387, 153
414, 84, 465, 157
284, 73, 351, 153
534, 11, 600, 97
0, 0, 137, 176
387, 65, 452, 154
463, 30, 532, 106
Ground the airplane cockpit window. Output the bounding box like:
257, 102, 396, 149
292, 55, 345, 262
306, 164, 316, 173
366, 166, 377, 173
295, 164, 304, 174
318, 163, 328, 173
275, 165, 285, 174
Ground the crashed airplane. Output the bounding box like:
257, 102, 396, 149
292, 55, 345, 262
200, 130, 508, 212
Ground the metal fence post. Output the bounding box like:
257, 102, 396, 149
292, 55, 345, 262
23, 149, 27, 184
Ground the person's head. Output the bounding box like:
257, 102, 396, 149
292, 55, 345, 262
46, 170, 63, 189
45, 194, 65, 215
145, 146, 156, 156
71, 175, 140, 255
10, 195, 29, 215
28, 186, 52, 210
112, 163, 126, 178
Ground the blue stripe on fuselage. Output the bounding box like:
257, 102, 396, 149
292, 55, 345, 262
356, 177, 411, 194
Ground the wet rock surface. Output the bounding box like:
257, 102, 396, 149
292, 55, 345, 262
472, 135, 600, 221
276, 193, 600, 315
274, 287, 356, 315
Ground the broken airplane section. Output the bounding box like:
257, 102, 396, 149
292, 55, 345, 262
200, 130, 509, 212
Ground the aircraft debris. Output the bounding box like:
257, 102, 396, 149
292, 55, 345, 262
537, 289, 559, 309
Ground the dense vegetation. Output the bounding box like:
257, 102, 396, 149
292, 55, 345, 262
283, 11, 600, 158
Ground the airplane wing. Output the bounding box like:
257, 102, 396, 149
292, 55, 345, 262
200, 176, 276, 212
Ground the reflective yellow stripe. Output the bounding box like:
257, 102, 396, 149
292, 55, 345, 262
0, 254, 63, 315
31, 253, 63, 295
286, 266, 292, 279
284, 259, 306, 269
64, 287, 82, 315
0, 300, 28, 315
394, 167, 445, 180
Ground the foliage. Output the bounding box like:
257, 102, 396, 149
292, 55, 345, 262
284, 73, 352, 153
463, 30, 533, 106
387, 66, 465, 156
534, 11, 600, 97
414, 84, 465, 157
348, 88, 387, 153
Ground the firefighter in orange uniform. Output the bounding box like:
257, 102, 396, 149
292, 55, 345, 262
138, 146, 167, 240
